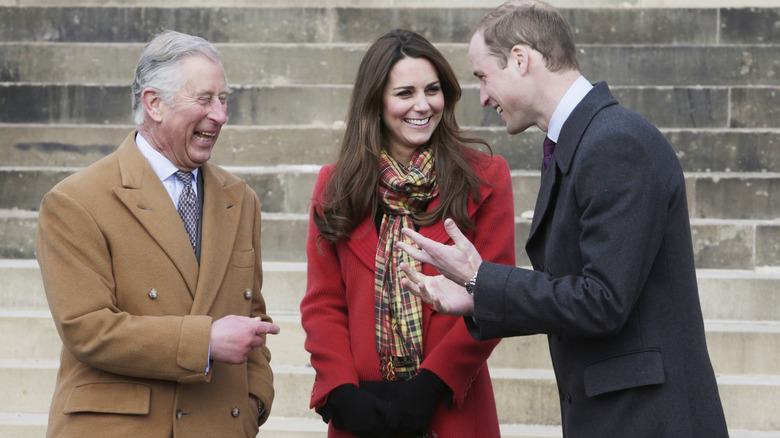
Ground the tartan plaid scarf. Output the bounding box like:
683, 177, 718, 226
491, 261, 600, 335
375, 147, 438, 381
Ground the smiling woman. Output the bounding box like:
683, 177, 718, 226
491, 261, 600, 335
300, 29, 516, 438
381, 56, 444, 166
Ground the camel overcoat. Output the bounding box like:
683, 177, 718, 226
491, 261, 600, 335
36, 132, 274, 438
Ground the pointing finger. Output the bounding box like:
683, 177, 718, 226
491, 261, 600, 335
253, 319, 281, 335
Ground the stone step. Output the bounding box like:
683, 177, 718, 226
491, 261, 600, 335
697, 270, 780, 321
0, 413, 569, 438
4, 6, 773, 46
6, 166, 780, 221
264, 214, 780, 270
5, 163, 780, 220
3, 210, 779, 268
3, 260, 780, 433
0, 259, 314, 313
2, 124, 780, 174
3, 308, 778, 375
3, 42, 779, 88
1, 360, 778, 432
5, 0, 780, 8
0, 309, 313, 366
1, 415, 777, 438
5, 260, 780, 320
3, 83, 775, 130
6, 0, 780, 7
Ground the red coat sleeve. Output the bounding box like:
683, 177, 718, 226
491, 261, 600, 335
300, 165, 362, 409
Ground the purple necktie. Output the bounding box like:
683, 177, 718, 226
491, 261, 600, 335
543, 136, 556, 170
175, 170, 199, 252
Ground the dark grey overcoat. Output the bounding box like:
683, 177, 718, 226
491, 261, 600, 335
468, 82, 729, 437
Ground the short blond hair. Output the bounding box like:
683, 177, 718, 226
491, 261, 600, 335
474, 0, 579, 72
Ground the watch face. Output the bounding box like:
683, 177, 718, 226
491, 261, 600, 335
465, 271, 477, 296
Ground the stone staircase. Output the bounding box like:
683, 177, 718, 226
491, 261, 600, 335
1, 1, 780, 437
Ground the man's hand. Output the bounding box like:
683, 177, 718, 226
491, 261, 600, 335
396, 218, 483, 285
399, 263, 474, 316
210, 315, 280, 364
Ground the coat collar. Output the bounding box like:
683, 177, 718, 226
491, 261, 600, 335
527, 82, 618, 243
112, 131, 246, 311
345, 180, 496, 272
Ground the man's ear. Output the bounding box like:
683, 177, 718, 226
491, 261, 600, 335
141, 87, 164, 123
510, 44, 531, 75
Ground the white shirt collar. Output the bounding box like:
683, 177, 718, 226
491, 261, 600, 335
546, 75, 593, 143
135, 132, 199, 183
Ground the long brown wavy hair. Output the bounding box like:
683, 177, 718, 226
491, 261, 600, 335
313, 29, 491, 243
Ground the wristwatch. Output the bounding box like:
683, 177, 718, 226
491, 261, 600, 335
464, 270, 478, 296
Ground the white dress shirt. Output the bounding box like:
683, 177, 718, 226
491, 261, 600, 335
547, 75, 593, 143
135, 133, 199, 208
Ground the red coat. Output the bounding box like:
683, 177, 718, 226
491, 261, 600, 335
301, 152, 516, 437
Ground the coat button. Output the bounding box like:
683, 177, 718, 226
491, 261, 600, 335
231, 407, 240, 417
176, 409, 183, 419
244, 289, 252, 300
148, 288, 158, 299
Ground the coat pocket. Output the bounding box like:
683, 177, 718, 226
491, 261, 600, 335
231, 249, 255, 268
63, 382, 151, 415
583, 349, 665, 398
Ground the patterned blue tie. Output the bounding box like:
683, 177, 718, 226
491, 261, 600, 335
174, 170, 199, 252
543, 136, 556, 170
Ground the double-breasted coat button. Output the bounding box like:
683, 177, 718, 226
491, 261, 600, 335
231, 407, 240, 417
244, 289, 252, 300
148, 288, 158, 299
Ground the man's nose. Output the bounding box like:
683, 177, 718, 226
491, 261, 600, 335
208, 99, 228, 124
479, 85, 490, 108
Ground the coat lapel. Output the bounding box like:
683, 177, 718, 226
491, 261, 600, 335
526, 82, 618, 245
345, 213, 378, 271
112, 133, 201, 295
190, 164, 247, 315
526, 163, 559, 245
